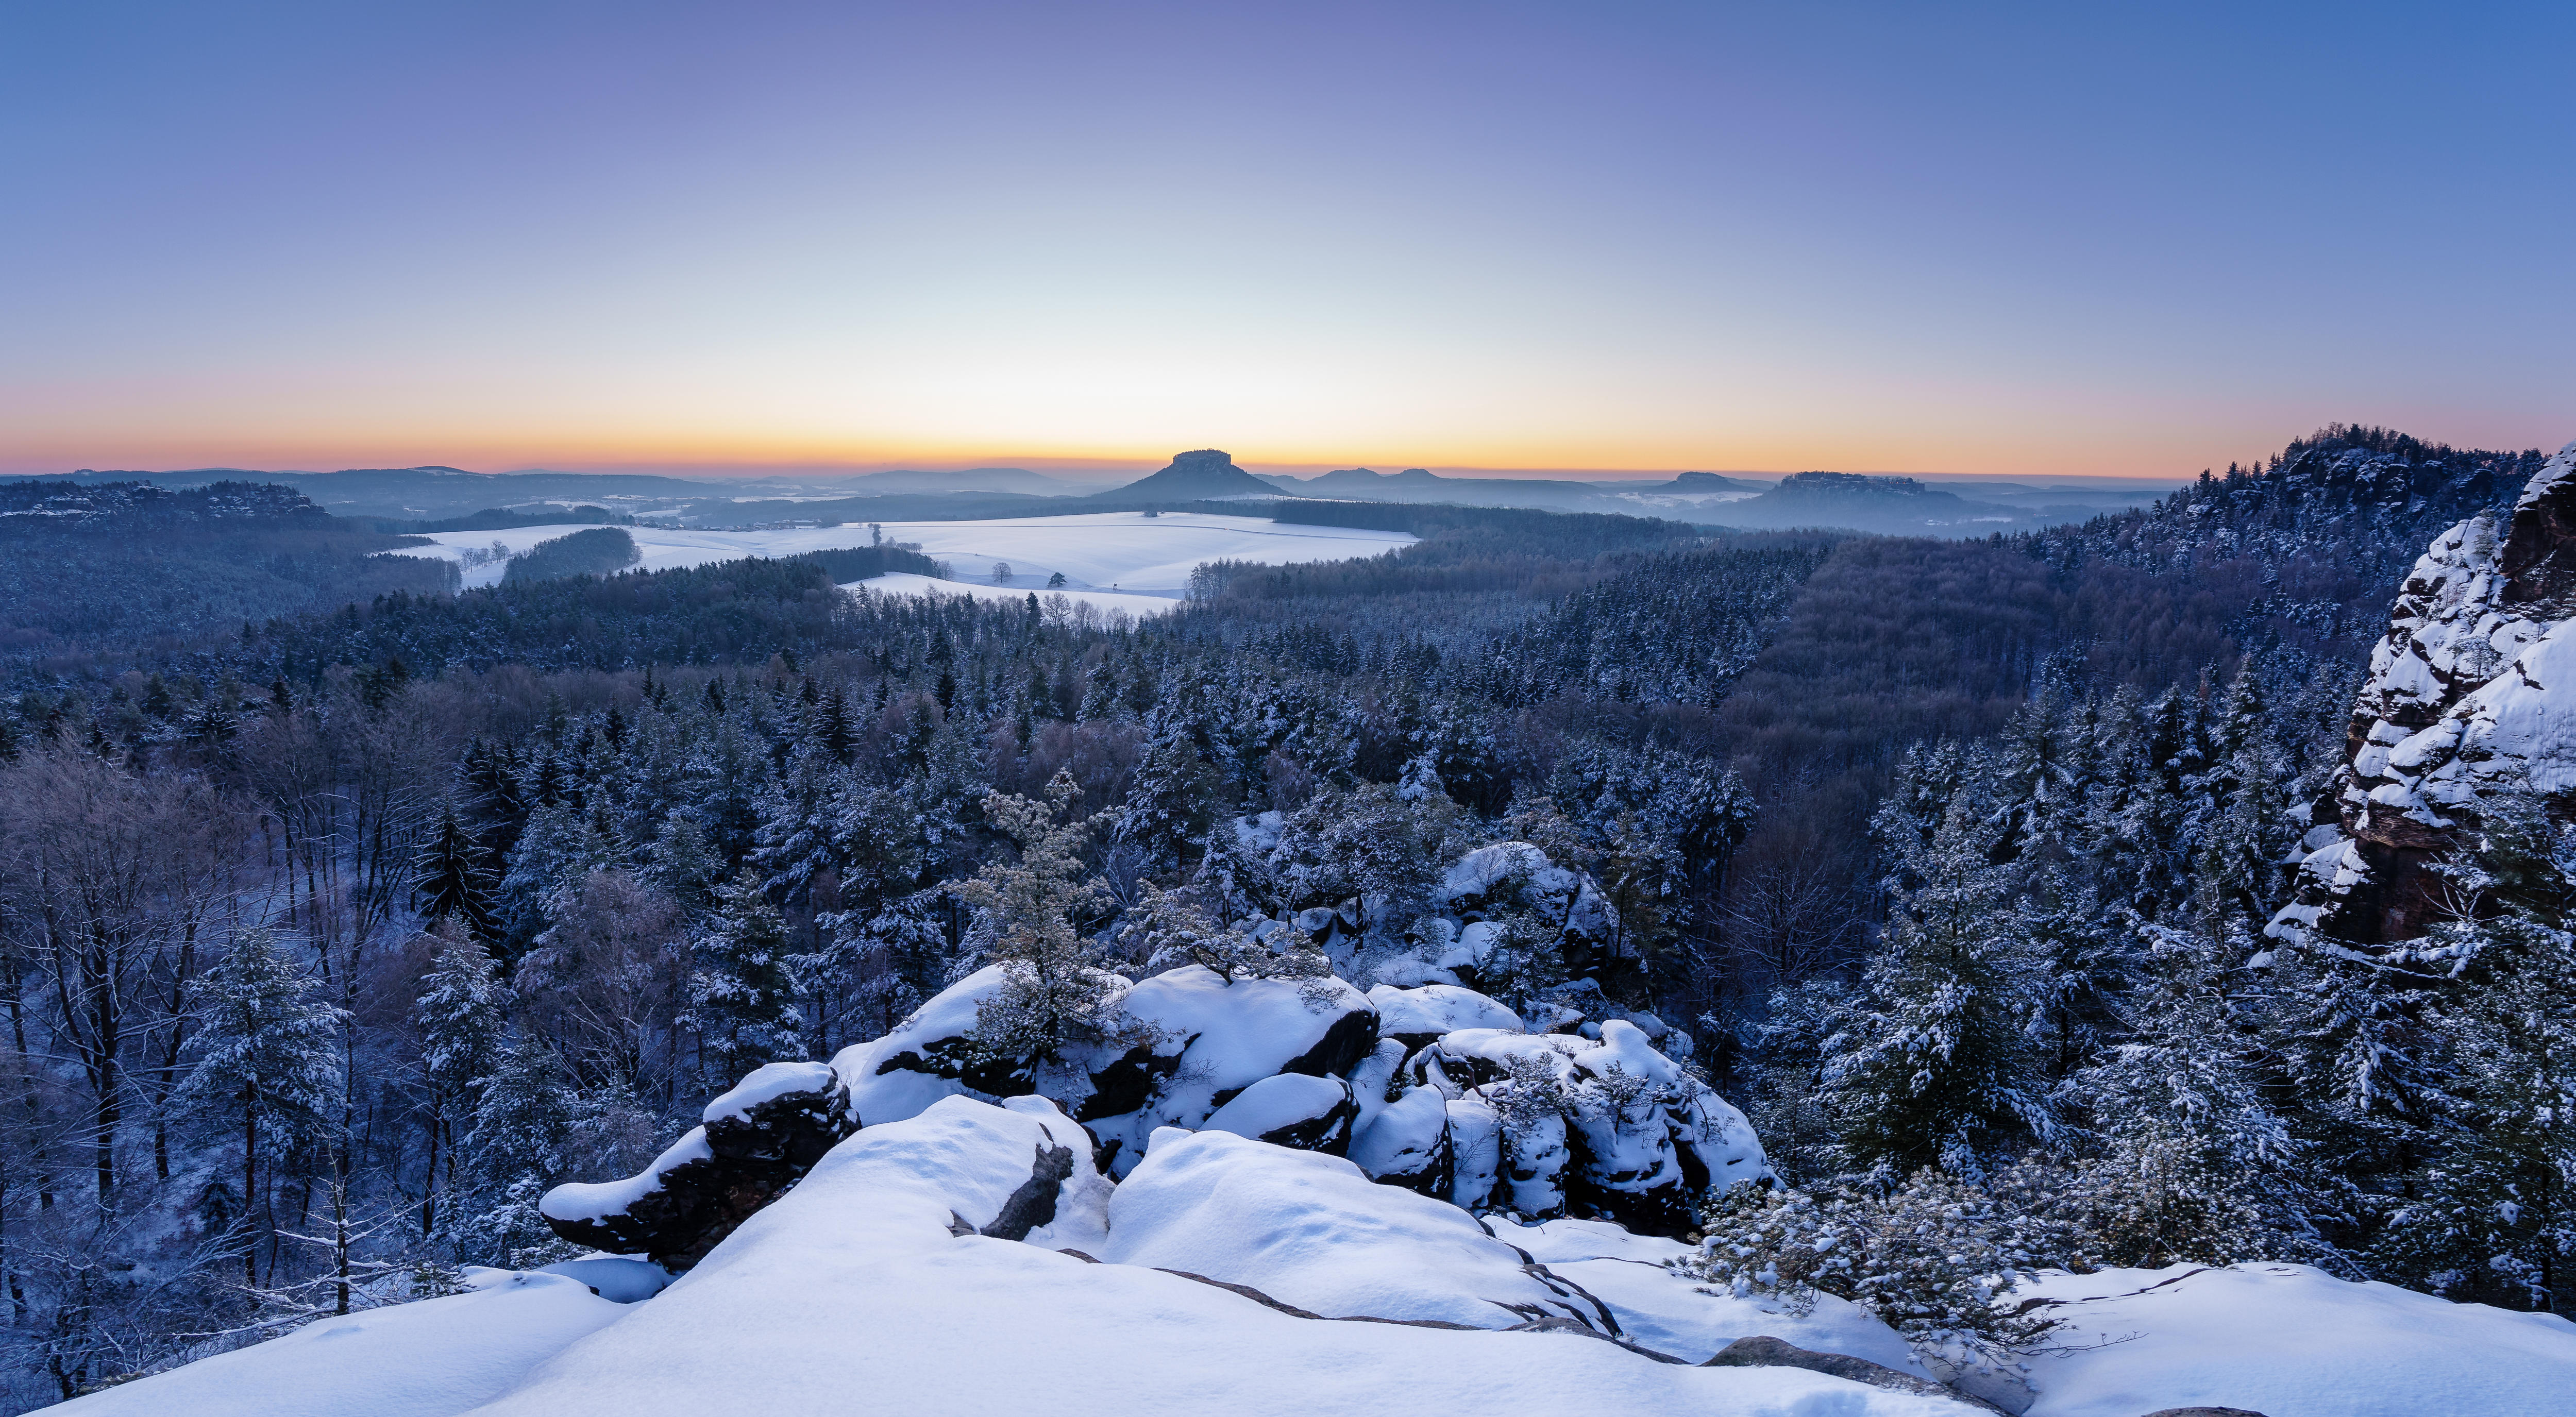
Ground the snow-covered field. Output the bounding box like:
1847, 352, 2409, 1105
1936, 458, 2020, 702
382, 513, 1414, 592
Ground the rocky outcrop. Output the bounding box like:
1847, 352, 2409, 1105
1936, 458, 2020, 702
539, 1062, 855, 1270
545, 962, 1766, 1263
2271, 440, 2576, 946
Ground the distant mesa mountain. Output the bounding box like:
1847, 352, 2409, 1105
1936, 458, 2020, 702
1102, 449, 1294, 501
1699, 471, 2026, 534
1598, 470, 1775, 507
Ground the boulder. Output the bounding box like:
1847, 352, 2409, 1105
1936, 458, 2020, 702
540, 1062, 856, 1270
1348, 1084, 1451, 1194
1202, 1073, 1357, 1154
1099, 1127, 1617, 1332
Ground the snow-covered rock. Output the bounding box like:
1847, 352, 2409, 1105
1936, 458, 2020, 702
1411, 1021, 1766, 1232
551, 962, 1753, 1269
2274, 438, 2576, 943
473, 1097, 1972, 1417
1368, 983, 1524, 1043
540, 1058, 854, 1268
1348, 1083, 1453, 1193
1100, 1126, 1617, 1330
1200, 1072, 1357, 1154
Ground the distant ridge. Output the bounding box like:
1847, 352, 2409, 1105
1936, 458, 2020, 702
1100, 449, 1293, 501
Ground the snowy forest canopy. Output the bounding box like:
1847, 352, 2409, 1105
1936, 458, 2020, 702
0, 426, 2567, 1408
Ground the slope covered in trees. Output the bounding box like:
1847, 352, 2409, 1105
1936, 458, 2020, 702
0, 428, 2569, 1409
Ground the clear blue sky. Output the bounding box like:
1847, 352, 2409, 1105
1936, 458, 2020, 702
3, 1, 2568, 479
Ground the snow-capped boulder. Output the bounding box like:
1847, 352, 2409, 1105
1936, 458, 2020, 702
829, 964, 1047, 1124
1445, 1092, 1504, 1210
1368, 983, 1524, 1045
1437, 841, 1620, 952
702, 1060, 855, 1165
540, 1060, 856, 1268
547, 958, 1749, 1266
1202, 1072, 1357, 1154
1412, 1022, 1766, 1232
2274, 438, 2576, 943
1099, 1127, 1619, 1332
1079, 966, 1378, 1175
1349, 1084, 1452, 1194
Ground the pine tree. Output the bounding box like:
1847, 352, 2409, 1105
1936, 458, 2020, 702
449, 1033, 578, 1266
413, 805, 498, 940
686, 870, 806, 1083
413, 926, 511, 1237
949, 771, 1118, 1062
1826, 812, 2053, 1173
175, 929, 347, 1282
2064, 921, 2310, 1267
1112, 704, 1218, 876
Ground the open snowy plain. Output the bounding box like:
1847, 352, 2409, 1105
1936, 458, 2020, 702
383, 512, 1415, 594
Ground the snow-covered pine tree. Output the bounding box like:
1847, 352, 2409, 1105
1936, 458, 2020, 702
1112, 703, 1219, 877
1826, 807, 2053, 1173
2368, 799, 2576, 1314
412, 924, 512, 1237
495, 798, 610, 951
685, 870, 806, 1084
175, 929, 347, 1283
950, 771, 1119, 1063
449, 1033, 579, 1267
2062, 921, 2311, 1268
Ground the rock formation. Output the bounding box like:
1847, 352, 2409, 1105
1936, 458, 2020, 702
2271, 440, 2576, 946
543, 967, 1765, 1267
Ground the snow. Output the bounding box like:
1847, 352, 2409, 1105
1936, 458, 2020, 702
702, 1060, 836, 1125
458, 1097, 1965, 1417
382, 512, 1413, 592
1081, 966, 1374, 1173
1099, 1127, 1613, 1330
848, 571, 1182, 618
54, 1271, 626, 1417
2015, 1262, 2576, 1417
1489, 1219, 1927, 1373
535, 1257, 672, 1304
83, 1099, 2576, 1417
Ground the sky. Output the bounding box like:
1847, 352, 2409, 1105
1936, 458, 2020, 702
3, 1, 2570, 482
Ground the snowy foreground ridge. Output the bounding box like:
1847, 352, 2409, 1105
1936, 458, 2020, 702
68, 971, 2576, 1416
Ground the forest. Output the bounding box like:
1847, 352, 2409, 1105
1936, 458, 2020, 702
0, 425, 2564, 1407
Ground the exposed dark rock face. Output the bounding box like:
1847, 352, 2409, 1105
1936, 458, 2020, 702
2272, 440, 2576, 946
540, 1065, 857, 1270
